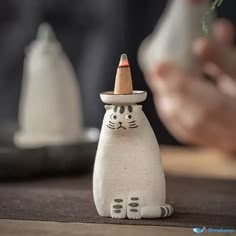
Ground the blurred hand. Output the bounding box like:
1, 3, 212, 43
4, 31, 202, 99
146, 19, 236, 152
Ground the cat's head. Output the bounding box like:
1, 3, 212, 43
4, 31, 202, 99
104, 105, 143, 131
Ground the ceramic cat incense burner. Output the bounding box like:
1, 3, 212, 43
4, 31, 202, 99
93, 54, 173, 219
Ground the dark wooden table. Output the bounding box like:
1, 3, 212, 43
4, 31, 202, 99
1, 146, 236, 236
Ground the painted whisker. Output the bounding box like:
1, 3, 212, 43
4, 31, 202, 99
129, 126, 138, 129
107, 125, 115, 129
129, 120, 136, 124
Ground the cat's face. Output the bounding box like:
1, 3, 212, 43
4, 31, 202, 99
104, 105, 143, 131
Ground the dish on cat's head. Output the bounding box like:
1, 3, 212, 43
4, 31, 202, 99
100, 90, 147, 104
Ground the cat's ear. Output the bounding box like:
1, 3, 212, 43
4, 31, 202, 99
136, 105, 143, 111
104, 105, 112, 110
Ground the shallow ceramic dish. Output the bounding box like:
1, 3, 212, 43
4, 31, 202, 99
100, 91, 147, 104
0, 127, 99, 180
0, 146, 47, 180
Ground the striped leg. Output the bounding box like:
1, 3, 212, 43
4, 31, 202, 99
127, 195, 143, 219
110, 197, 127, 219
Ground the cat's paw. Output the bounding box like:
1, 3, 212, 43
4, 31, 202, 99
127, 195, 143, 219
110, 197, 127, 219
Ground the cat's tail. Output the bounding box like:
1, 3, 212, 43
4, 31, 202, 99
141, 204, 174, 218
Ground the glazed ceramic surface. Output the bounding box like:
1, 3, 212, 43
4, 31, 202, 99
100, 91, 147, 104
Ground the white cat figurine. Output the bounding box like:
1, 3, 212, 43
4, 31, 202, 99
93, 102, 173, 219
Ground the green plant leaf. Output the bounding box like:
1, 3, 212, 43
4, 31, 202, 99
202, 0, 224, 35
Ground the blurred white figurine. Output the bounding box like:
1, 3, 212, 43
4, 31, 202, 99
93, 54, 173, 219
14, 23, 82, 148
138, 0, 212, 75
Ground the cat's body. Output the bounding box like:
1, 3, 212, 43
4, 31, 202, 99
93, 105, 173, 219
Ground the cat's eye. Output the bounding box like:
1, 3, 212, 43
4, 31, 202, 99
110, 114, 117, 120
125, 114, 132, 120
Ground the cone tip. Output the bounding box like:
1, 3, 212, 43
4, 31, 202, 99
119, 53, 129, 67
114, 53, 133, 94
37, 22, 56, 42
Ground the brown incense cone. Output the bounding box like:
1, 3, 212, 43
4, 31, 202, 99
114, 54, 133, 94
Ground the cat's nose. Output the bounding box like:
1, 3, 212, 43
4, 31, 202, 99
119, 122, 122, 125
